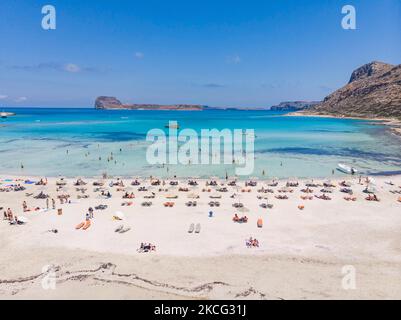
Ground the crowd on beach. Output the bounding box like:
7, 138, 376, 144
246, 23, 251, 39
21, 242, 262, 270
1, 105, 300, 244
1, 174, 401, 253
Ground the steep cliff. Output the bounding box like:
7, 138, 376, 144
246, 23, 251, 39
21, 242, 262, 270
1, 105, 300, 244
304, 61, 401, 119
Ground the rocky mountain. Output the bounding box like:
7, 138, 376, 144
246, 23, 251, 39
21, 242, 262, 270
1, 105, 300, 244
95, 96, 205, 111
271, 101, 320, 111
303, 61, 401, 119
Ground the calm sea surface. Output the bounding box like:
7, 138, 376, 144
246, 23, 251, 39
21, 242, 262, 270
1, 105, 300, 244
1, 108, 400, 178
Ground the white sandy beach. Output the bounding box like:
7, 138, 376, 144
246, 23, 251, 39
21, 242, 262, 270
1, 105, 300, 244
1, 175, 401, 299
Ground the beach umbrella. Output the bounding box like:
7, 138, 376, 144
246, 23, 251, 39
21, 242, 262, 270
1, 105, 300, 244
187, 193, 199, 199
143, 193, 155, 198
209, 193, 222, 199
365, 185, 377, 194
114, 211, 124, 220
237, 206, 249, 213
17, 216, 28, 224
305, 179, 316, 187
279, 186, 292, 193
324, 180, 335, 187
267, 178, 278, 186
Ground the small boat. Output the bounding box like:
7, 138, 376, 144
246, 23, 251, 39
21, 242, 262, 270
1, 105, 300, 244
165, 123, 179, 129
337, 163, 358, 175
1, 111, 16, 118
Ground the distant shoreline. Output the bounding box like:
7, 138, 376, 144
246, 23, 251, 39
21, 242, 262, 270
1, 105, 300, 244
286, 112, 401, 137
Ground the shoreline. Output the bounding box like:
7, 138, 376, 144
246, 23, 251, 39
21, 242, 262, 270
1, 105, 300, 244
1, 247, 401, 299
2, 172, 401, 181
286, 112, 401, 137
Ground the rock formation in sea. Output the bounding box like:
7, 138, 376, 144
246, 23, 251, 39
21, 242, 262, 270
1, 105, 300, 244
303, 61, 401, 119
270, 101, 320, 111
94, 96, 123, 109
95, 96, 205, 110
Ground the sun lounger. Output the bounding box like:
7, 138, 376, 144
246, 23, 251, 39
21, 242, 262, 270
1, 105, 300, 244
82, 220, 91, 230
195, 223, 201, 233
188, 223, 195, 233
118, 226, 131, 234
75, 222, 85, 230
115, 225, 124, 233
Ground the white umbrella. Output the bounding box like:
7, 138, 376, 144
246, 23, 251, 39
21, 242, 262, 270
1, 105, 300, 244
114, 211, 124, 220
17, 216, 28, 224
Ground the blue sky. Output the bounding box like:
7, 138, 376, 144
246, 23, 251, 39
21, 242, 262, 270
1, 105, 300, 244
0, 0, 400, 107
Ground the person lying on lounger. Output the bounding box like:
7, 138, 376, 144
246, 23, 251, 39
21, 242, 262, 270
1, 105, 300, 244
365, 194, 380, 202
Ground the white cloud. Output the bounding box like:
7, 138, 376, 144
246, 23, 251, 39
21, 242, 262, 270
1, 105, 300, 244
15, 96, 27, 102
64, 63, 81, 73
227, 54, 241, 64
134, 52, 144, 59
0, 94, 8, 100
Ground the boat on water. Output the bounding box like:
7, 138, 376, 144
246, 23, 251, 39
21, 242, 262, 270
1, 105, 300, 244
0, 111, 16, 118
337, 163, 358, 175
165, 122, 180, 129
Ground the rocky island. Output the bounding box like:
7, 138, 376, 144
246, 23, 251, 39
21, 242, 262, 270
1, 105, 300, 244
270, 101, 320, 111
95, 96, 206, 111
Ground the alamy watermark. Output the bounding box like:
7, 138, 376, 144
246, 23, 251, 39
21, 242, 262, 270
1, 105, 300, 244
40, 4, 357, 31
341, 265, 356, 290
342, 5, 356, 30
41, 5, 56, 30
41, 264, 57, 290
146, 121, 255, 176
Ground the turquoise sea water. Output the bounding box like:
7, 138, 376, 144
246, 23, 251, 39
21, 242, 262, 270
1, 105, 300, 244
1, 108, 400, 178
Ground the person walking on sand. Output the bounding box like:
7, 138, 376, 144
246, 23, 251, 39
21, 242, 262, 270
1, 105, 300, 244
46, 198, 49, 209
22, 201, 27, 212
52, 198, 56, 210
7, 208, 13, 221
88, 207, 94, 219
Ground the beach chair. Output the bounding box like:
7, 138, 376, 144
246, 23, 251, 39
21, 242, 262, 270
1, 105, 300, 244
119, 226, 131, 234
75, 222, 85, 230
188, 223, 195, 233
195, 223, 201, 234
115, 224, 124, 233
82, 220, 91, 230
